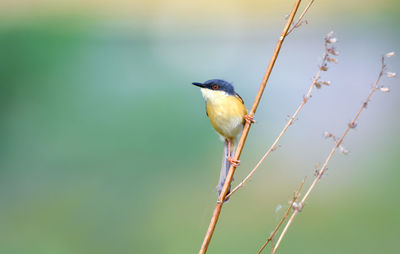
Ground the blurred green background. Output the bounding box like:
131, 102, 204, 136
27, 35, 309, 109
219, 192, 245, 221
0, 0, 399, 253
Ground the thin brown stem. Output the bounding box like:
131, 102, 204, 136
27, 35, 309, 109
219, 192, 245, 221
198, 1, 303, 253
287, 0, 315, 35
272, 208, 298, 254
256, 179, 305, 254
272, 56, 388, 254
226, 35, 335, 200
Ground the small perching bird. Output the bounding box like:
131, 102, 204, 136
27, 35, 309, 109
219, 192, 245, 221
192, 79, 254, 200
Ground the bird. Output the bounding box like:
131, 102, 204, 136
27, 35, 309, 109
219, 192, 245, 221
192, 79, 254, 200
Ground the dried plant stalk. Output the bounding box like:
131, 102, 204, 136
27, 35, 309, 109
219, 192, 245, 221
256, 179, 305, 254
198, 1, 303, 253
287, 0, 315, 35
225, 31, 337, 200
271, 54, 395, 254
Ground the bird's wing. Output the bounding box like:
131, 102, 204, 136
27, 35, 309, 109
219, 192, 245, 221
235, 93, 245, 104
235, 93, 248, 125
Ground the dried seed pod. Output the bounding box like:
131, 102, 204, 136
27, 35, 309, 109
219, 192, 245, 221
380, 87, 390, 93
328, 57, 338, 63
385, 52, 395, 58
327, 48, 339, 56
327, 37, 337, 44
386, 72, 396, 78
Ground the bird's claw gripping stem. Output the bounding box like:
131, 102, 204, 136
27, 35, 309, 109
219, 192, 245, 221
228, 156, 240, 167
244, 114, 255, 124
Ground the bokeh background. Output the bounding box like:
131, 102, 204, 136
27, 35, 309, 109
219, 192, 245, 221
1, 0, 399, 253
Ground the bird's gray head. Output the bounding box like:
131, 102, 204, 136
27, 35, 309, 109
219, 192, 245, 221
192, 79, 235, 95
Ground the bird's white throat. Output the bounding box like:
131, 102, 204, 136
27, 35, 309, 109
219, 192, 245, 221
200, 88, 228, 103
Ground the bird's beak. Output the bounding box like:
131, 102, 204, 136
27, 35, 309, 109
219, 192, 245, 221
192, 82, 205, 88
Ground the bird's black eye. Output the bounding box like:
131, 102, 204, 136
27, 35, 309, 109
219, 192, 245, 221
212, 84, 219, 90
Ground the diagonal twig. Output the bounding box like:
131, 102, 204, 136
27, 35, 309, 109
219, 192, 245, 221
256, 179, 305, 254
271, 54, 395, 254
198, 1, 303, 253
225, 32, 338, 201
287, 0, 315, 35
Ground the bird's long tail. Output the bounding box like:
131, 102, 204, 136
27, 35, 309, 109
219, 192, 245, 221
217, 139, 233, 201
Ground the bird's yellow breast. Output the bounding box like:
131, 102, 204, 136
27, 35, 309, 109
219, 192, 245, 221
201, 89, 247, 139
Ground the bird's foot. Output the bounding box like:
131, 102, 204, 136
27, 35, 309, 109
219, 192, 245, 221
228, 156, 240, 167
244, 114, 255, 124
